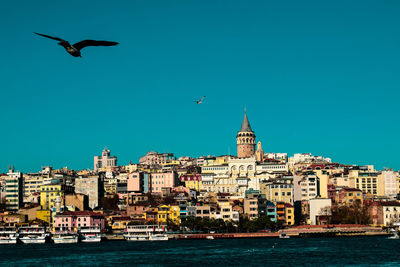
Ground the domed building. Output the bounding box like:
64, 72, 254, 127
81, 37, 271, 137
236, 110, 256, 158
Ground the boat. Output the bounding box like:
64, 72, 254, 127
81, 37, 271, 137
279, 233, 290, 239
388, 229, 399, 239
206, 235, 215, 240
0, 227, 18, 244
124, 225, 168, 241
52, 228, 78, 244
79, 226, 102, 243
18, 226, 48, 244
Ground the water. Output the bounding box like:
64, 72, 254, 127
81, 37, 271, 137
0, 236, 399, 266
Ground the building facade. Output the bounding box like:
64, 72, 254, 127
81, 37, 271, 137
6, 168, 23, 211
94, 147, 117, 172
237, 110, 255, 158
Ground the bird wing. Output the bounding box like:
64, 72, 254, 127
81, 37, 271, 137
199, 96, 206, 101
34, 32, 65, 42
72, 40, 119, 51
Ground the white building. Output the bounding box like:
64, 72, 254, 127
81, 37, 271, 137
382, 170, 398, 199
94, 147, 117, 171
309, 198, 332, 225
6, 168, 23, 211
289, 153, 331, 165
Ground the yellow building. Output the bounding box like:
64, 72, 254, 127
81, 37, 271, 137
111, 216, 132, 232
349, 169, 385, 196
285, 204, 294, 226
40, 184, 64, 211
36, 209, 51, 224
180, 174, 202, 192
260, 182, 293, 204
277, 202, 294, 226
157, 205, 180, 225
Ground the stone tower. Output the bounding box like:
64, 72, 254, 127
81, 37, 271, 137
236, 110, 256, 158
255, 141, 264, 162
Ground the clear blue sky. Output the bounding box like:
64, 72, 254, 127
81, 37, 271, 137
1, 0, 400, 172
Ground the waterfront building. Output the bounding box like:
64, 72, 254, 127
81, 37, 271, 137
236, 110, 256, 158
285, 203, 295, 226
276, 202, 294, 226
243, 193, 267, 220
75, 176, 103, 209
5, 167, 23, 211
309, 198, 332, 225
157, 205, 180, 225
266, 202, 277, 222
111, 216, 134, 233
94, 147, 117, 172
369, 201, 400, 227
53, 211, 105, 231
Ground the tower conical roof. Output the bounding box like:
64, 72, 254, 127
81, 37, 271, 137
239, 111, 253, 132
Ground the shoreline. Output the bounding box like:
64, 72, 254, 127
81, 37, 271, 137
168, 225, 390, 240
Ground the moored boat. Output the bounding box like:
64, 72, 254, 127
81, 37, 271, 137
0, 227, 18, 244
52, 228, 78, 244
79, 226, 102, 243
18, 226, 48, 244
124, 225, 168, 241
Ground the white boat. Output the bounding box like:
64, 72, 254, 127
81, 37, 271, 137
79, 226, 102, 243
0, 227, 18, 244
206, 236, 215, 240
279, 233, 290, 239
388, 229, 399, 239
52, 228, 78, 244
18, 226, 48, 244
124, 225, 168, 241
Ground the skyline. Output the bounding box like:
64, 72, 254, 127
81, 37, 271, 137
2, 0, 400, 171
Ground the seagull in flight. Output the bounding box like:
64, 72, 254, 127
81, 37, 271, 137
194, 96, 206, 104
34, 32, 119, 58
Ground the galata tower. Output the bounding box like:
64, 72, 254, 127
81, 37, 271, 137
236, 110, 256, 158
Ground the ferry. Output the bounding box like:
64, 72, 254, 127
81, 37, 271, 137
0, 227, 18, 244
18, 226, 48, 244
124, 225, 168, 241
52, 228, 78, 244
79, 226, 102, 242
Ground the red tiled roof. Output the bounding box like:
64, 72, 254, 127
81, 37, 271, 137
112, 216, 132, 221
340, 187, 362, 192
60, 211, 103, 217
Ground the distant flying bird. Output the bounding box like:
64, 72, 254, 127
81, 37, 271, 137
194, 96, 206, 104
33, 32, 119, 57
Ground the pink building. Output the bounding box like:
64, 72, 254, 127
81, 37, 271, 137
127, 172, 143, 193
139, 151, 174, 166
53, 211, 105, 231
150, 171, 179, 194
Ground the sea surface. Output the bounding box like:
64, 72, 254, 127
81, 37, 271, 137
0, 236, 399, 266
